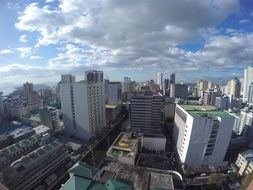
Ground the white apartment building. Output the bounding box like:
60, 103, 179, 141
60, 74, 106, 140
235, 149, 253, 176
39, 106, 60, 130
173, 104, 235, 167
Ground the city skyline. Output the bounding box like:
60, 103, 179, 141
0, 0, 253, 92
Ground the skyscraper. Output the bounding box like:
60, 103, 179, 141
170, 73, 175, 84
60, 73, 106, 140
197, 80, 209, 97
243, 66, 253, 102
156, 72, 163, 86
227, 77, 241, 98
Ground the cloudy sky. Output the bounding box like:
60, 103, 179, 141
0, 0, 253, 93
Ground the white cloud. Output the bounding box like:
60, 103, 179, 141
239, 19, 250, 24
19, 35, 28, 43
45, 0, 56, 3
0, 48, 14, 54
30, 55, 43, 59
16, 47, 32, 58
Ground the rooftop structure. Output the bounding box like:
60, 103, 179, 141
33, 125, 51, 135
8, 126, 35, 142
0, 135, 41, 169
107, 132, 143, 165
60, 162, 131, 190
100, 159, 183, 190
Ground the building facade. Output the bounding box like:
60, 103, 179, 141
243, 66, 253, 102
39, 106, 60, 130
173, 104, 235, 167
130, 91, 164, 136
170, 84, 188, 100
60, 74, 106, 140
235, 149, 253, 176
227, 77, 241, 99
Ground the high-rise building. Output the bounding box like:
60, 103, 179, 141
170, 84, 188, 100
197, 80, 209, 97
227, 77, 241, 98
60, 73, 106, 140
39, 106, 60, 130
173, 104, 235, 167
156, 72, 163, 86
170, 73, 175, 84
164, 79, 170, 91
23, 82, 40, 104
106, 82, 122, 105
203, 91, 218, 106
0, 92, 4, 115
243, 66, 253, 102
248, 82, 253, 105
123, 77, 135, 92
130, 91, 164, 136
85, 70, 103, 83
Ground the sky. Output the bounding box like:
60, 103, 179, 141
0, 0, 253, 94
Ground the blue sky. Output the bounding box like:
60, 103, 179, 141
0, 0, 253, 93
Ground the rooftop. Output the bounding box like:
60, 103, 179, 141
8, 126, 34, 139
60, 162, 131, 190
179, 104, 233, 118
105, 104, 119, 109
33, 125, 51, 134
149, 173, 174, 190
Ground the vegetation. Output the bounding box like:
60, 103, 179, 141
208, 173, 226, 187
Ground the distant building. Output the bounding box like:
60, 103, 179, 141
85, 70, 103, 83
39, 106, 60, 130
0, 92, 4, 115
107, 132, 143, 165
170, 84, 188, 100
243, 66, 253, 102
60, 73, 106, 140
122, 77, 136, 101
203, 91, 218, 106
235, 149, 253, 176
215, 96, 230, 110
173, 104, 235, 167
227, 77, 241, 99
106, 82, 122, 105
156, 72, 163, 87
23, 82, 40, 104
170, 73, 175, 84
197, 80, 209, 97
248, 82, 253, 105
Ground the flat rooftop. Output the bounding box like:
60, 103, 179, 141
100, 158, 183, 190
179, 104, 232, 118
113, 132, 140, 150
149, 172, 174, 190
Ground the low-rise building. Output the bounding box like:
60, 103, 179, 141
60, 162, 131, 190
0, 140, 68, 190
107, 132, 143, 165
235, 149, 253, 176
8, 127, 35, 143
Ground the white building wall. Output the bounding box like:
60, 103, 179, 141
243, 67, 253, 102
